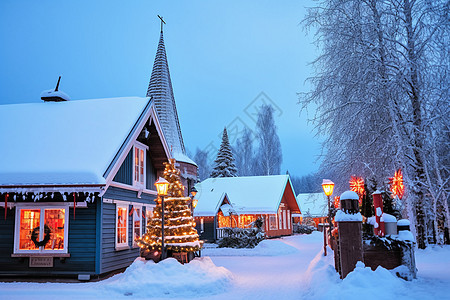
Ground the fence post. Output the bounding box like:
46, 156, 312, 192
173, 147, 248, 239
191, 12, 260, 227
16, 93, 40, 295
372, 191, 385, 236
336, 190, 363, 279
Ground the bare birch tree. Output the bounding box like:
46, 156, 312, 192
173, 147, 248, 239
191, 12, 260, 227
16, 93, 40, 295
255, 104, 282, 176
301, 0, 449, 247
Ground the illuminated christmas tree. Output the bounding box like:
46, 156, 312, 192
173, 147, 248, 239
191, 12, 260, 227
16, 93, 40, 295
137, 159, 201, 259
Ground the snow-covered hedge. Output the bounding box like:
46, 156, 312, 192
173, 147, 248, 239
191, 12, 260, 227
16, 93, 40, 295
293, 224, 316, 234
217, 227, 265, 248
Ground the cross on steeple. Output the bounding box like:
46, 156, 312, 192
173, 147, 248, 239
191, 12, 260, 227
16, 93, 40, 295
157, 15, 166, 33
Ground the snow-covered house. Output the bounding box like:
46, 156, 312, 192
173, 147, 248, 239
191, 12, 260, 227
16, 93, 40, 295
0, 27, 196, 279
193, 175, 300, 241
296, 193, 328, 227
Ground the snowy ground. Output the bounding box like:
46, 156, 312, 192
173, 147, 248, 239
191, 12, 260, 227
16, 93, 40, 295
1, 232, 449, 300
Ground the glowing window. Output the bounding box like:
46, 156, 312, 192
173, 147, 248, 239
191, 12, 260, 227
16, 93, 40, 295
133, 206, 141, 247
116, 205, 128, 248
134, 144, 146, 188
15, 206, 68, 254
269, 215, 277, 230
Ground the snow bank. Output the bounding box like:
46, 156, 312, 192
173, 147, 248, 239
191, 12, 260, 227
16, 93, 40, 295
203, 239, 299, 256
335, 210, 362, 222
103, 257, 233, 298
304, 257, 408, 300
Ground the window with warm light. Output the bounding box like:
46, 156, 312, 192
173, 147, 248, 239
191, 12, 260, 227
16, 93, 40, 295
239, 215, 256, 228
269, 215, 277, 230
14, 205, 68, 254
133, 206, 142, 247
133, 144, 146, 188
278, 210, 282, 229
287, 210, 291, 229
116, 205, 128, 249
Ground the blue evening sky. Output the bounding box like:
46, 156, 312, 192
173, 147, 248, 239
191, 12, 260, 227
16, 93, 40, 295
0, 0, 321, 177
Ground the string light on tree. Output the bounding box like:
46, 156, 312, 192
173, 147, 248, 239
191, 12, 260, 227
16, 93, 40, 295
389, 169, 405, 200
136, 159, 202, 261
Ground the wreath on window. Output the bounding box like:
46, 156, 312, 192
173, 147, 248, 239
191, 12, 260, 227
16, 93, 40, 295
31, 225, 52, 248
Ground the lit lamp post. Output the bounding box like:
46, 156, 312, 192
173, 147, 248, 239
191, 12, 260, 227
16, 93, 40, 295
322, 179, 335, 256
190, 187, 198, 214
155, 177, 169, 260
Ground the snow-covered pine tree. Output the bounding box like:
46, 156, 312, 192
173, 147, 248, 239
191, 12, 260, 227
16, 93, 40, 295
136, 159, 202, 258
211, 128, 237, 178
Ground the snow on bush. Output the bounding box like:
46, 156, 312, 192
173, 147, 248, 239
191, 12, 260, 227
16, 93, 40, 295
293, 223, 316, 234
103, 257, 233, 298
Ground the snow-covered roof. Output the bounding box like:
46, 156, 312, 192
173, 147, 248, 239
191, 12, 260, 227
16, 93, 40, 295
296, 193, 328, 218
173, 151, 197, 167
194, 175, 297, 216
0, 97, 151, 186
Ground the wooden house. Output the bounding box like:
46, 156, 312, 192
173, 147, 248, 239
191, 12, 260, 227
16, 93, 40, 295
193, 175, 300, 241
0, 28, 197, 279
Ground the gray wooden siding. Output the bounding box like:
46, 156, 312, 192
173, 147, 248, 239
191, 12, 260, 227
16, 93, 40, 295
146, 151, 157, 189
0, 203, 97, 276
113, 149, 133, 185
100, 186, 156, 274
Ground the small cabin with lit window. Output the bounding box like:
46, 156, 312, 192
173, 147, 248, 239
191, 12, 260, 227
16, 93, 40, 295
0, 96, 196, 279
0, 26, 197, 279
193, 175, 300, 242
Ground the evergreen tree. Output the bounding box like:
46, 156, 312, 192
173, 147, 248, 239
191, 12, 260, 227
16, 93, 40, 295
211, 128, 237, 178
137, 159, 201, 256
361, 178, 376, 219
382, 186, 401, 219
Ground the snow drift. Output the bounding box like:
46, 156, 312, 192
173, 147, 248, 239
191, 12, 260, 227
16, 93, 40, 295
103, 257, 233, 298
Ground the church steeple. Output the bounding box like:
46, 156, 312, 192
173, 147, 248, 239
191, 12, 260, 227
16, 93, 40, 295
146, 17, 185, 155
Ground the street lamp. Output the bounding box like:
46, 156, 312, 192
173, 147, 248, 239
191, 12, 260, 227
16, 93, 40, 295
155, 177, 169, 260
189, 187, 198, 214
322, 179, 335, 256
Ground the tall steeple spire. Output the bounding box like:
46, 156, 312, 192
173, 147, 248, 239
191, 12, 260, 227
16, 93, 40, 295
146, 17, 185, 155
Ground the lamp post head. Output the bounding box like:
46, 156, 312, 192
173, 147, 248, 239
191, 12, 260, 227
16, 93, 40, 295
192, 198, 198, 208
190, 187, 198, 198
322, 179, 335, 197
155, 177, 169, 196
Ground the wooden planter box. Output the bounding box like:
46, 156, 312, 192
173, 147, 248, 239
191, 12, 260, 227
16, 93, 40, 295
363, 243, 402, 271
